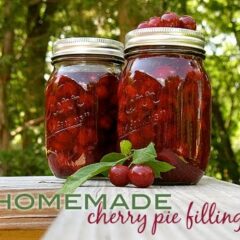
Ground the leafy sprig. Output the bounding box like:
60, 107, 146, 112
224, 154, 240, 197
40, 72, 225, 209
58, 141, 174, 194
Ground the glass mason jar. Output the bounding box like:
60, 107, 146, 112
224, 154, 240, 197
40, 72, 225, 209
118, 28, 211, 184
45, 38, 124, 178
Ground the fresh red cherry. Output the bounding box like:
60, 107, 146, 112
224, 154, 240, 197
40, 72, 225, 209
161, 12, 180, 27
137, 21, 150, 29
179, 15, 196, 30
109, 165, 130, 187
149, 17, 162, 27
129, 165, 154, 188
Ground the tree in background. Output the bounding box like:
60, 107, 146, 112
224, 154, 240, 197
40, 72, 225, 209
0, 0, 239, 183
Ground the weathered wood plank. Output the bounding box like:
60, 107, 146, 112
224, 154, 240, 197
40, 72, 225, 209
0, 177, 62, 230
0, 176, 64, 190
0, 217, 54, 229
0, 176, 109, 229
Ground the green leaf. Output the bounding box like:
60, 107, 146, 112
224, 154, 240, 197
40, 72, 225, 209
120, 140, 132, 156
144, 160, 175, 177
58, 162, 115, 194
101, 171, 109, 178
100, 152, 125, 163
58, 141, 175, 193
132, 142, 157, 165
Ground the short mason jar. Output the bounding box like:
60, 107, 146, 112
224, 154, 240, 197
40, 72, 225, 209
118, 28, 211, 184
45, 37, 124, 178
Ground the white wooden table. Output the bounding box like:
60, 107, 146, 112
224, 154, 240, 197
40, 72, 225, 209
0, 176, 239, 240
43, 176, 240, 240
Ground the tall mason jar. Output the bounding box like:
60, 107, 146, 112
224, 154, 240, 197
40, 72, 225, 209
45, 38, 124, 178
118, 28, 211, 184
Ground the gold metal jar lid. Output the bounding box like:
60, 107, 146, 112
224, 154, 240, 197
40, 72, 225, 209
52, 37, 124, 61
125, 27, 205, 52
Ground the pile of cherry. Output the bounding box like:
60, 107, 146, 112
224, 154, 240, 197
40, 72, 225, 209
137, 12, 196, 30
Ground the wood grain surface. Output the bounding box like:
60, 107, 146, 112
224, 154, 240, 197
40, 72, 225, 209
0, 176, 63, 230
0, 176, 240, 240
42, 176, 240, 240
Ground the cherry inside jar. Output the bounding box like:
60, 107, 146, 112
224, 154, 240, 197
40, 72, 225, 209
45, 38, 124, 178
118, 28, 211, 184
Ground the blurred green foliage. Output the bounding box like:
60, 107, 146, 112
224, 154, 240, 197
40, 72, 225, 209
0, 0, 239, 183
0, 149, 51, 176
